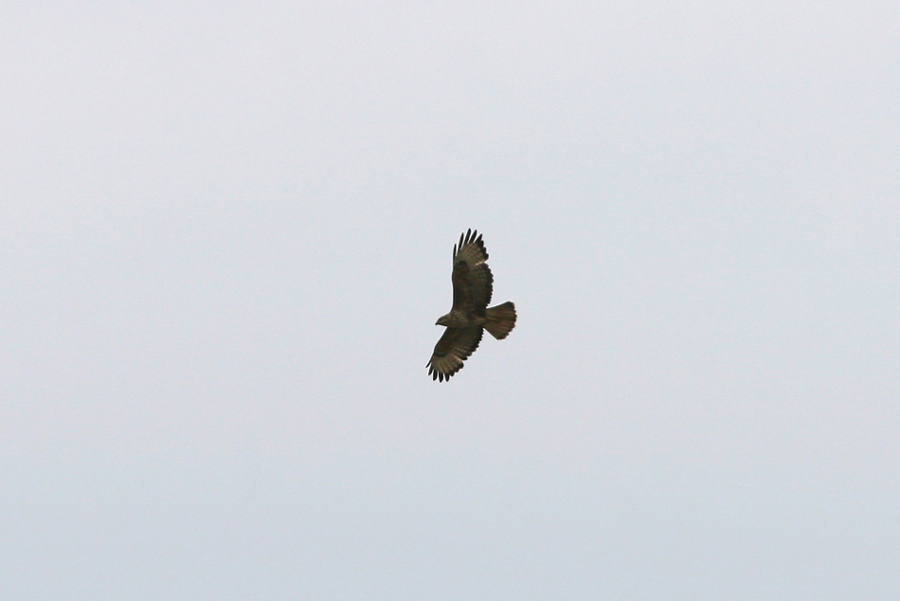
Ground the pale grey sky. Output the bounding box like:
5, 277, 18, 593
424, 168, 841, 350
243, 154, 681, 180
2, 2, 898, 599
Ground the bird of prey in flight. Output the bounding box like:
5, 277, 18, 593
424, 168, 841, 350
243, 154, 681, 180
427, 229, 516, 382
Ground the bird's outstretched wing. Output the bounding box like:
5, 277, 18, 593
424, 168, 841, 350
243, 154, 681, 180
451, 229, 493, 315
426, 326, 484, 382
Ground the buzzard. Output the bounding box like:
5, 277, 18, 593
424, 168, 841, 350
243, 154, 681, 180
427, 229, 517, 381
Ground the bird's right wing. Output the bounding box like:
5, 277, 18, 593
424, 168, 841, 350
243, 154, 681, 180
427, 326, 484, 382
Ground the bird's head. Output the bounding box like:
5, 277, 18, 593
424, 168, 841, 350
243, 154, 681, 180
435, 313, 451, 327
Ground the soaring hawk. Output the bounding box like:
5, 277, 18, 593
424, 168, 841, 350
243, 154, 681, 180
427, 229, 517, 381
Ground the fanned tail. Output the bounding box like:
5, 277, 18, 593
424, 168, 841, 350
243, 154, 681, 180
484, 301, 516, 340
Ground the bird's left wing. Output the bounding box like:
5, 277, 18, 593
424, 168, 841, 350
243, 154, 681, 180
451, 229, 493, 313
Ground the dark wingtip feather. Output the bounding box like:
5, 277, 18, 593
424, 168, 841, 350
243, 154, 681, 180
428, 359, 465, 382
454, 228, 489, 260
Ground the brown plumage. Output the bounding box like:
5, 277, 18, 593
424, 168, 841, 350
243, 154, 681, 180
427, 229, 517, 382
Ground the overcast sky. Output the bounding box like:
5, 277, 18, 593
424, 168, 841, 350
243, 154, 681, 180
2, 2, 898, 599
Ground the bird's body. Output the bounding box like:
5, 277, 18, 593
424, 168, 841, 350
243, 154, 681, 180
427, 229, 516, 382
436, 309, 485, 329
